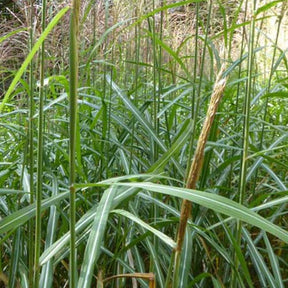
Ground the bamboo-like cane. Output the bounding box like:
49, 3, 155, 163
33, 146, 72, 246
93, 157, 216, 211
173, 66, 227, 286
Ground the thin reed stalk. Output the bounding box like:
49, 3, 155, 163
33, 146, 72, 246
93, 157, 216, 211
150, 0, 159, 275
232, 1, 256, 286
28, 1, 35, 287
69, 0, 80, 287
173, 66, 227, 287
191, 1, 199, 120
34, 0, 46, 286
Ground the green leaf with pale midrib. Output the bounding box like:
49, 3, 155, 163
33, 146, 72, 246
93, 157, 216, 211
112, 209, 176, 248
111, 182, 288, 244
0, 192, 69, 234
77, 187, 117, 288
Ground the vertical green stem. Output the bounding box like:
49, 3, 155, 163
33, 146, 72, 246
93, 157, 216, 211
151, 0, 159, 161
151, 0, 158, 275
232, 1, 256, 286
33, 0, 46, 287
28, 1, 35, 287
239, 0, 255, 224
105, 0, 111, 180
129, 1, 141, 173
191, 1, 199, 120
69, 0, 80, 287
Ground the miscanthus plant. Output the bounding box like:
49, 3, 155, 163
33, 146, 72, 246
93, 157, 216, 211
1, 0, 288, 287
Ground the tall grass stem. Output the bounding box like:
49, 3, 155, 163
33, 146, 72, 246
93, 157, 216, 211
28, 1, 35, 287
69, 0, 80, 287
34, 0, 46, 286
232, 0, 256, 286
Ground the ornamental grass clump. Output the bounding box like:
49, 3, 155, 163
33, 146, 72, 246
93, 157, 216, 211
0, 1, 288, 287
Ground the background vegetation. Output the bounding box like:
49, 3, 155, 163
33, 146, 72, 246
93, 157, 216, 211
1, 0, 288, 287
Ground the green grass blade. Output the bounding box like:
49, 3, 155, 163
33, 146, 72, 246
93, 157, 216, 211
40, 186, 140, 265
255, 0, 283, 16
0, 192, 69, 234
40, 177, 59, 288
112, 209, 176, 248
263, 233, 284, 288
106, 75, 185, 176
243, 228, 277, 288
77, 186, 117, 288
39, 204, 58, 288
0, 28, 26, 44
0, 6, 70, 113
111, 182, 288, 244
143, 29, 190, 79
8, 228, 21, 288
178, 226, 193, 288
39, 208, 98, 265
148, 119, 193, 173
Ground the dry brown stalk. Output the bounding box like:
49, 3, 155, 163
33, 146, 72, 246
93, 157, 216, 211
176, 65, 227, 253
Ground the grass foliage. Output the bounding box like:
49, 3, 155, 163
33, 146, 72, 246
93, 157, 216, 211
1, 0, 288, 287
